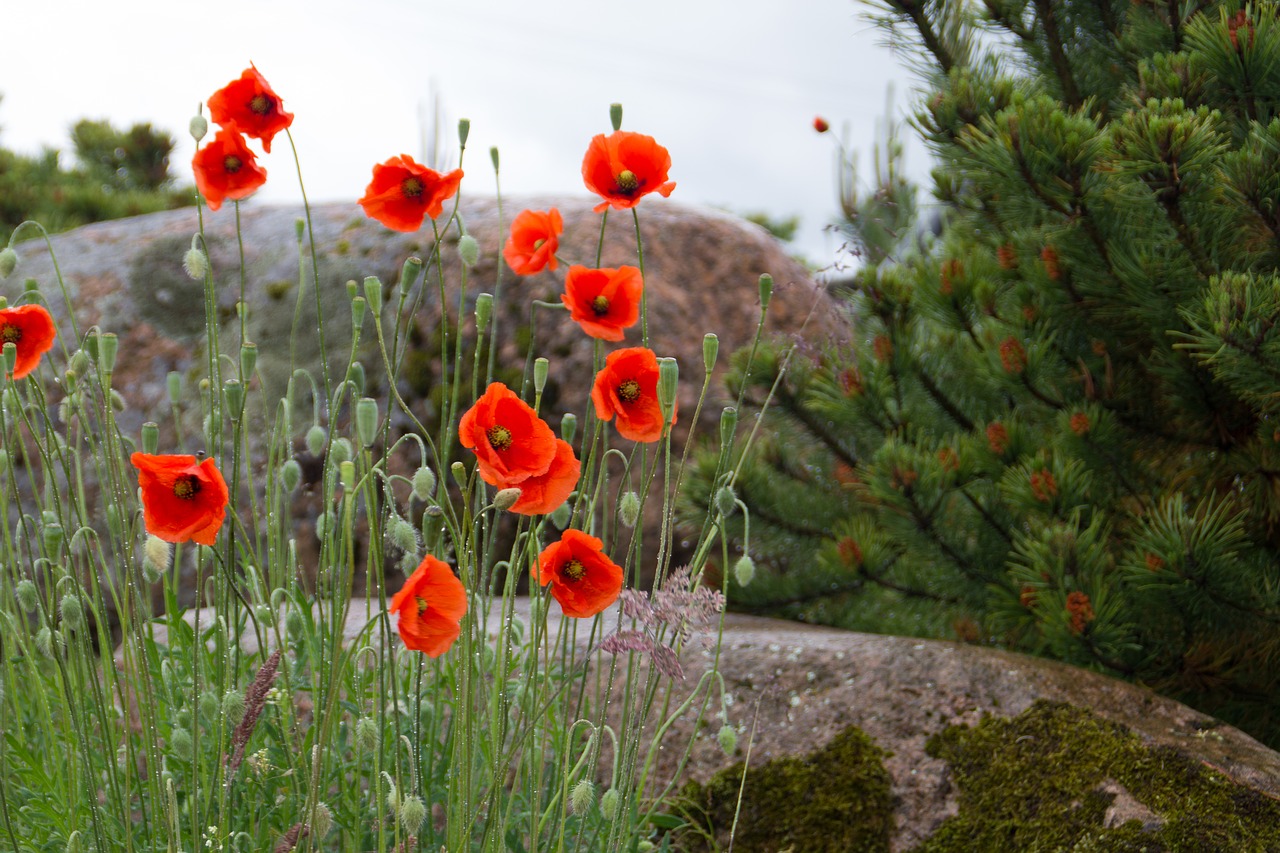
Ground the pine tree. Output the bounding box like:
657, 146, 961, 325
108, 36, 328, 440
693, 1, 1280, 747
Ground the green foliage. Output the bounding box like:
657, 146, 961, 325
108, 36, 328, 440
691, 0, 1280, 747
0, 98, 190, 244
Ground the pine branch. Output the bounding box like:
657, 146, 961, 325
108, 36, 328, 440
774, 386, 861, 471
916, 364, 977, 430
1033, 0, 1083, 108
887, 0, 957, 74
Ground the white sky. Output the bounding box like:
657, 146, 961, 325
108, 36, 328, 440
1, 0, 932, 266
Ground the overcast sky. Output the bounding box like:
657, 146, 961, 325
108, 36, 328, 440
1, 0, 932, 267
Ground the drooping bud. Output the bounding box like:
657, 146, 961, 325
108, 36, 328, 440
715, 486, 736, 518
142, 421, 160, 454
356, 397, 379, 447
314, 511, 332, 542
199, 690, 219, 722
570, 779, 595, 815
391, 515, 419, 554
182, 245, 208, 281
143, 536, 171, 579
475, 292, 493, 333
398, 794, 426, 834
169, 727, 193, 760
493, 488, 522, 512
716, 724, 738, 755
733, 554, 756, 587
458, 117, 471, 147
703, 333, 719, 373
549, 501, 571, 529
610, 103, 623, 131
355, 716, 378, 753
312, 802, 334, 839
16, 578, 39, 613
362, 276, 383, 314
279, 459, 302, 493
600, 787, 620, 821
286, 607, 306, 639
561, 413, 577, 444
189, 112, 208, 142
0, 248, 15, 280
458, 235, 479, 268
411, 466, 437, 502
222, 689, 246, 726
619, 491, 641, 528
306, 425, 327, 456
657, 358, 678, 423
398, 256, 423, 296
330, 438, 352, 467
534, 357, 549, 396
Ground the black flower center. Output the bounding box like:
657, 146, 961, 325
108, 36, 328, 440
249, 94, 272, 116
0, 324, 20, 345
401, 177, 424, 199
223, 155, 242, 174
617, 379, 641, 403
591, 295, 610, 316
173, 475, 201, 500
487, 425, 513, 451
561, 559, 586, 583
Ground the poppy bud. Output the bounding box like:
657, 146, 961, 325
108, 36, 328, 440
758, 274, 773, 310
199, 690, 219, 722
169, 727, 193, 760
347, 361, 365, 394
189, 112, 208, 143
715, 486, 736, 518
703, 333, 719, 373
813, 116, 830, 133
351, 295, 367, 330
550, 501, 571, 529
240, 342, 257, 379
657, 357, 678, 422
412, 466, 437, 502
638, 842, 655, 852
356, 397, 379, 447
182, 246, 208, 281
719, 407, 738, 449
362, 276, 383, 314
110, 389, 126, 413
65, 831, 84, 853
69, 350, 89, 380
223, 379, 244, 415
355, 716, 378, 753
97, 333, 118, 375
84, 332, 100, 363
717, 724, 738, 755
490, 146, 500, 172
16, 578, 39, 613
314, 511, 332, 541
306, 425, 327, 456
476, 292, 493, 332
167, 371, 182, 404
144, 536, 171, 577
570, 779, 595, 815
733, 554, 756, 587
398, 794, 426, 834
398, 256, 423, 296
458, 235, 479, 268
450, 460, 466, 487
561, 413, 577, 444
391, 515, 419, 554
43, 521, 64, 556
59, 593, 83, 632
534, 357, 549, 396
0, 248, 16, 280
458, 117, 471, 147
599, 786, 620, 821
494, 487, 522, 511
340, 460, 356, 490
610, 103, 623, 131
280, 459, 302, 493
619, 491, 640, 528
36, 626, 62, 659
2, 342, 16, 375
286, 607, 306, 639
141, 422, 159, 454
313, 802, 334, 839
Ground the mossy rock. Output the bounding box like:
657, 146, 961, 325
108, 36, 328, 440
917, 700, 1280, 852
678, 725, 893, 852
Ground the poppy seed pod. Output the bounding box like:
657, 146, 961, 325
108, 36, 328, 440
610, 103, 623, 131
0, 247, 17, 279
240, 342, 257, 379
351, 295, 367, 330
458, 117, 471, 147
561, 413, 577, 444
99, 333, 119, 375
657, 358, 679, 422
2, 342, 16, 375
223, 379, 244, 415
347, 361, 365, 394
339, 460, 356, 490
166, 371, 182, 404
719, 407, 738, 450
398, 256, 423, 296
411, 466, 437, 502
458, 235, 479, 268
142, 422, 159, 454
758, 273, 773, 310
356, 397, 379, 447
534, 357, 549, 395
475, 292, 493, 332
703, 333, 719, 373
450, 460, 466, 487
362, 276, 383, 314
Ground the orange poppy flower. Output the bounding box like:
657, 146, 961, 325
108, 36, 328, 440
561, 265, 643, 341
131, 453, 230, 546
534, 529, 623, 618
358, 154, 463, 232
192, 127, 267, 211
207, 65, 294, 154
581, 131, 676, 213
0, 304, 57, 379
459, 382, 557, 485
591, 347, 675, 443
503, 208, 563, 275
509, 439, 580, 515
389, 554, 467, 657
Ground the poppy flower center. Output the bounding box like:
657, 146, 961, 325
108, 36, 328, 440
172, 475, 202, 500
617, 379, 641, 403
533, 239, 546, 250
0, 324, 20, 344
415, 595, 429, 615
401, 177, 424, 199
223, 155, 243, 174
487, 425, 513, 451
615, 170, 639, 194
591, 295, 610, 316
561, 559, 587, 583
249, 94, 272, 115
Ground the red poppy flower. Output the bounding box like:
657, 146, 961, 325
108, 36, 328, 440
358, 155, 463, 232
0, 304, 56, 379
389, 554, 467, 657
207, 65, 293, 153
534, 529, 623, 618
504, 208, 563, 275
192, 127, 267, 211
813, 116, 830, 133
581, 131, 676, 213
562, 265, 643, 341
459, 383, 557, 485
509, 439, 579, 515
591, 347, 675, 443
131, 453, 230, 546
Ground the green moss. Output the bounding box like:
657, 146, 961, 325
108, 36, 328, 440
679, 726, 892, 852
916, 701, 1280, 852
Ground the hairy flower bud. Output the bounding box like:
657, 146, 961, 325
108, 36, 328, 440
391, 515, 419, 554
0, 247, 18, 280
549, 502, 571, 529
733, 554, 756, 587
330, 438, 353, 468
182, 247, 208, 281
198, 690, 219, 722
398, 794, 426, 834
619, 491, 641, 528
169, 727, 193, 760
16, 578, 39, 613
715, 486, 737, 518
279, 459, 302, 493
143, 535, 171, 580
411, 466, 437, 502
286, 607, 306, 639
356, 397, 379, 447
561, 413, 577, 444
355, 716, 378, 754
305, 424, 327, 456
716, 724, 738, 755
494, 487, 522, 512
458, 234, 479, 268
42, 521, 64, 556
59, 593, 84, 632
189, 113, 208, 142
570, 779, 595, 815
600, 787, 620, 821
222, 689, 246, 726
